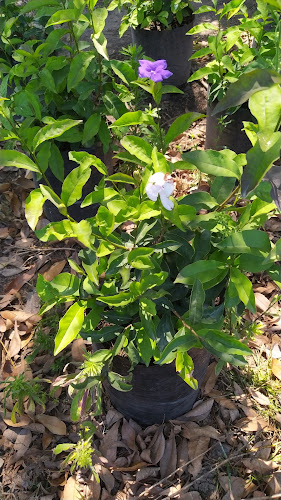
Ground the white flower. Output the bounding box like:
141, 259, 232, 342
146, 172, 175, 211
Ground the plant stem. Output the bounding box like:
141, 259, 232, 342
157, 105, 164, 152
68, 22, 80, 54
215, 184, 240, 212
172, 308, 201, 341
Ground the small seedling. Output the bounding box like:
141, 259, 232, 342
1, 373, 46, 421
54, 421, 99, 480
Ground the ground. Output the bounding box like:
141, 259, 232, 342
1, 1, 281, 499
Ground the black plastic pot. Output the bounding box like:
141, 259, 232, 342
131, 19, 193, 87
205, 101, 253, 153
33, 146, 112, 222
105, 348, 211, 426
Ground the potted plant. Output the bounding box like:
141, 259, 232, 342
187, 0, 274, 152
107, 0, 197, 86
1, 77, 280, 424
0, 0, 141, 221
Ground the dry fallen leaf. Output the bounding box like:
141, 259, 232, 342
267, 471, 281, 496
3, 415, 31, 427
219, 475, 246, 500
61, 477, 81, 500
42, 430, 53, 449
99, 421, 119, 462
188, 436, 210, 478
13, 428, 32, 460
181, 398, 215, 421
254, 293, 270, 312
271, 358, 281, 380
99, 465, 115, 493
243, 458, 279, 474
202, 362, 218, 395
182, 421, 222, 441
208, 390, 237, 410
251, 440, 272, 460
178, 493, 202, 500
235, 416, 273, 432
177, 437, 189, 477
136, 466, 159, 482
71, 338, 86, 362
249, 389, 270, 406
8, 322, 21, 358
42, 260, 66, 281
36, 415, 66, 436
121, 419, 138, 452
0, 227, 9, 239
160, 429, 177, 479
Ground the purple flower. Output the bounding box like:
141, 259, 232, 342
138, 59, 173, 82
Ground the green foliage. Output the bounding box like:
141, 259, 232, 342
1, 374, 46, 421
54, 421, 98, 477
108, 0, 194, 35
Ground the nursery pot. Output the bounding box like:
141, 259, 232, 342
131, 19, 194, 86
205, 100, 253, 154
33, 146, 112, 223
105, 348, 211, 426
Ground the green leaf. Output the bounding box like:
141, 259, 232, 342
213, 69, 281, 114
136, 328, 154, 367
179, 191, 218, 211
108, 371, 132, 391
25, 189, 46, 230
81, 187, 117, 207
61, 164, 91, 207
188, 65, 216, 83
157, 329, 200, 365
210, 177, 236, 204
98, 292, 133, 306
0, 150, 39, 173
49, 143, 64, 182
110, 60, 136, 84
39, 185, 66, 212
107, 173, 136, 184
37, 273, 80, 301
67, 52, 95, 91
96, 206, 115, 236
121, 136, 153, 164
53, 443, 73, 454
110, 110, 153, 128
187, 22, 219, 35
164, 113, 204, 147
217, 229, 271, 254
21, 0, 60, 13
82, 113, 101, 145
249, 84, 281, 133
176, 352, 198, 389
182, 150, 242, 179
198, 329, 252, 357
54, 302, 86, 355
92, 33, 108, 60
92, 7, 108, 35
128, 247, 155, 269
189, 279, 205, 324
46, 8, 83, 26
175, 260, 227, 286
32, 119, 82, 151
230, 268, 256, 313
241, 132, 281, 196
69, 151, 108, 175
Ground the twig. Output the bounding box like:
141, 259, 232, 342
138, 442, 218, 498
